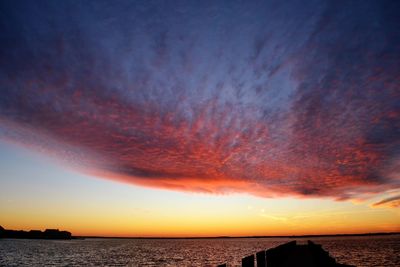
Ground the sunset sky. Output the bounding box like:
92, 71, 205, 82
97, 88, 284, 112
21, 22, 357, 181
0, 0, 399, 237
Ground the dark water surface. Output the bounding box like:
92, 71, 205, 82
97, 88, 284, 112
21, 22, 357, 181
0, 235, 399, 266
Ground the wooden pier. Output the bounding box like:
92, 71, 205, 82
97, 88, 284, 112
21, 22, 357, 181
217, 240, 355, 267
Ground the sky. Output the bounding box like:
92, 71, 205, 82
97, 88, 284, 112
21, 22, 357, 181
0, 0, 399, 237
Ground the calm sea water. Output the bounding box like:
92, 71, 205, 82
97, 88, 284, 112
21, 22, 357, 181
0, 235, 399, 266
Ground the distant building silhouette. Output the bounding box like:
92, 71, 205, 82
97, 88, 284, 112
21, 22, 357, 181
0, 225, 72, 239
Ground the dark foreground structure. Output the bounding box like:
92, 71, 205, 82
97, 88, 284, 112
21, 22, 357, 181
218, 240, 355, 267
0, 225, 72, 239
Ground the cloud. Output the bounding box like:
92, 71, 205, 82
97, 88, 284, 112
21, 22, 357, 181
372, 195, 400, 208
259, 214, 288, 222
0, 0, 399, 200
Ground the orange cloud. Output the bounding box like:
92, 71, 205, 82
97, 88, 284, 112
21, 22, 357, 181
372, 195, 400, 208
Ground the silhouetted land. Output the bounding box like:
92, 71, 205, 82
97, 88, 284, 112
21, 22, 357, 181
0, 225, 72, 239
1, 224, 398, 240
77, 232, 399, 239
218, 240, 356, 267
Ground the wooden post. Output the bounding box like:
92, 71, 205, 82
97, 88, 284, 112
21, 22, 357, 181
242, 254, 255, 267
256, 250, 266, 267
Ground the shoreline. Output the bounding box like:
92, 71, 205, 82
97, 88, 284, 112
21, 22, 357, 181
76, 232, 400, 240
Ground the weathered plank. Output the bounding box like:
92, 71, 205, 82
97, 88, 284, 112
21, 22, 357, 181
242, 254, 255, 267
256, 250, 266, 267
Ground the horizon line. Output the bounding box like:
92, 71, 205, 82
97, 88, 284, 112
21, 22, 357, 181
76, 232, 400, 239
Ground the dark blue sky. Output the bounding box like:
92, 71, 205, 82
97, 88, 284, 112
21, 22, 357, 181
0, 0, 399, 202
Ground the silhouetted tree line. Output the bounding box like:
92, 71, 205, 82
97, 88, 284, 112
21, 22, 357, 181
0, 225, 72, 239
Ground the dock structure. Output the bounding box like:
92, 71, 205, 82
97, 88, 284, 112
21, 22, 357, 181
217, 240, 355, 267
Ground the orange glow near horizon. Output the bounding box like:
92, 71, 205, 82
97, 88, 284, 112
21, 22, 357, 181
1, 141, 399, 238
2, 199, 400, 238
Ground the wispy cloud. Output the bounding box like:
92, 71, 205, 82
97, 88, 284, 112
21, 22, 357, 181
372, 195, 400, 208
259, 214, 288, 222
0, 1, 399, 200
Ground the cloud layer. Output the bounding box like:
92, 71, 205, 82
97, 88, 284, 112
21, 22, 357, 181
373, 195, 400, 208
0, 0, 399, 200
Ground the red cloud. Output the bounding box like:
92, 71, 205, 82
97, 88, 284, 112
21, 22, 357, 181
0, 0, 399, 201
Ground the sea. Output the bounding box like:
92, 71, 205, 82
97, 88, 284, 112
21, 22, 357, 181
0, 235, 399, 266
